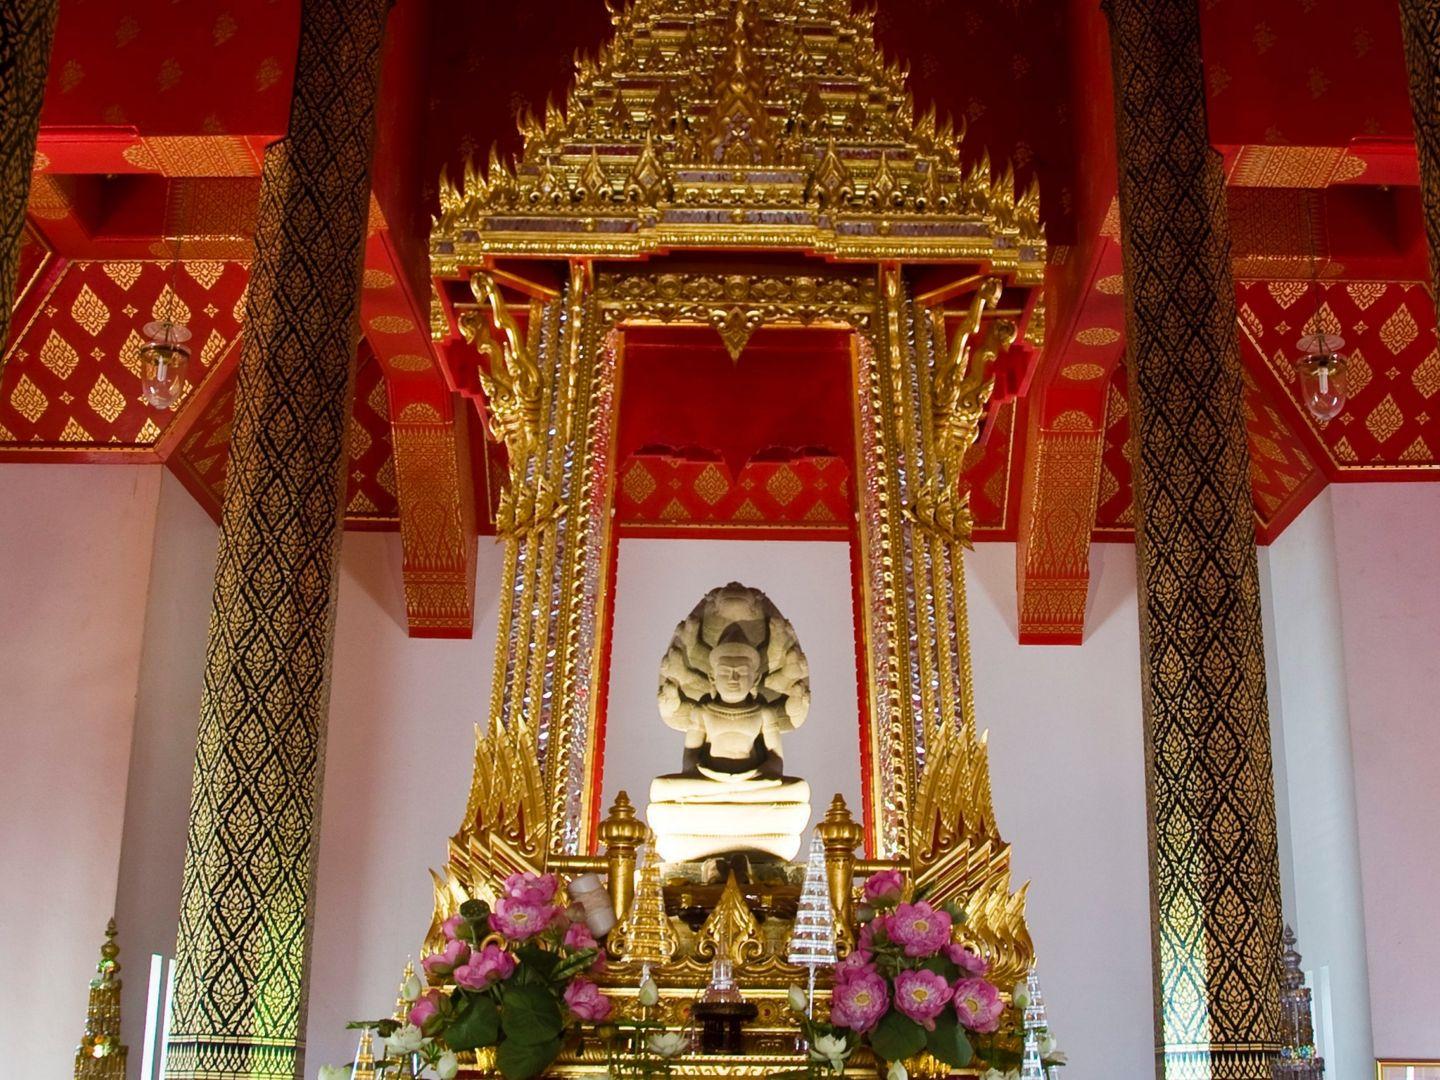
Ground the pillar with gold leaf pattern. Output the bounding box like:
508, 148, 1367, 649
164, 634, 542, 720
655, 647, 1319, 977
1105, 1, 1285, 1076
163, 2, 391, 1077
0, 0, 58, 358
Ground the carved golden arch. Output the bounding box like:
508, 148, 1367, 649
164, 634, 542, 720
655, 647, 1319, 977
425, 0, 1044, 1013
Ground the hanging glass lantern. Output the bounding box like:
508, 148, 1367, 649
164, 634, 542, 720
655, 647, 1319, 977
1294, 330, 1348, 424
138, 320, 192, 410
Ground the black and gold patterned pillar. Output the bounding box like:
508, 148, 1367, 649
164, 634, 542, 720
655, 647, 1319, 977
1104, 2, 1284, 1077
165, 2, 390, 1077
1400, 0, 1440, 318
0, 0, 58, 353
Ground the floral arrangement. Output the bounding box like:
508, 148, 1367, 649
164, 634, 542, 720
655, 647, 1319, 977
335, 872, 613, 1080
789, 869, 1017, 1078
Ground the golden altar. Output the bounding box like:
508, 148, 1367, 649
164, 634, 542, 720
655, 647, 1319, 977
420, 0, 1046, 1073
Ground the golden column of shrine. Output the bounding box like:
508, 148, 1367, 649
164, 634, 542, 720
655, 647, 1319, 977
1400, 0, 1440, 327
0, 0, 58, 352
1105, 1, 1284, 1077
163, 1, 391, 1077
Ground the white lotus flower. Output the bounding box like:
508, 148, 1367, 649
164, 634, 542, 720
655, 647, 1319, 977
1039, 1034, 1057, 1056
979, 1070, 1005, 1080
647, 1032, 690, 1059
1011, 983, 1031, 1010
388, 1023, 425, 1054
637, 977, 660, 1007
317, 1066, 350, 1080
810, 1033, 849, 1073
887, 1059, 908, 1080
788, 984, 809, 1013
401, 973, 423, 1002
436, 1050, 460, 1079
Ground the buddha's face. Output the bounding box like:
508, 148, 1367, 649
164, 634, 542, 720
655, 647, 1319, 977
710, 649, 760, 704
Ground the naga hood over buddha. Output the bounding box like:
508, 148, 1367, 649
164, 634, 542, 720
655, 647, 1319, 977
647, 583, 813, 862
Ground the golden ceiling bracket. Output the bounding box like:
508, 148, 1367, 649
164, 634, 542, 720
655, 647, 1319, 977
458, 271, 559, 537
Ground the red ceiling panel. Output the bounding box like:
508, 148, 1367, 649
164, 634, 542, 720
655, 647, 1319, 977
41, 1, 299, 137
1238, 279, 1440, 477
1, 258, 246, 451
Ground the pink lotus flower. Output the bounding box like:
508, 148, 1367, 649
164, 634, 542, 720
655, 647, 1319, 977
888, 901, 953, 958
504, 871, 559, 906
563, 977, 613, 1022
408, 989, 442, 1032
829, 966, 889, 1033
563, 922, 598, 951
492, 897, 559, 941
944, 943, 990, 976
953, 977, 1005, 1033
856, 914, 889, 954
422, 939, 471, 979
863, 869, 905, 906
894, 969, 953, 1030
836, 948, 875, 977
441, 914, 470, 941
453, 942, 516, 991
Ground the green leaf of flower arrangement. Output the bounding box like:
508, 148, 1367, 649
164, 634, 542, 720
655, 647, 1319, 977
869, 1010, 926, 1063
501, 984, 565, 1043
446, 994, 500, 1052
550, 948, 598, 983
924, 1010, 973, 1068
496, 1034, 562, 1080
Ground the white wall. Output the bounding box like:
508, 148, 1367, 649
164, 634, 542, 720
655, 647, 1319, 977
305, 532, 503, 1072
602, 539, 864, 850
0, 464, 161, 1080
967, 541, 1155, 1080
1258, 489, 1374, 1078
112, 471, 219, 1070
1330, 483, 1440, 1061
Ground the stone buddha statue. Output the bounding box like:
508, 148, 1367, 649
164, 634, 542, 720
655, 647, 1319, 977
646, 583, 812, 863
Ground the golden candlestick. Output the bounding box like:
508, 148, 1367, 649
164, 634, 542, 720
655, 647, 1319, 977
598, 790, 646, 923
816, 795, 865, 954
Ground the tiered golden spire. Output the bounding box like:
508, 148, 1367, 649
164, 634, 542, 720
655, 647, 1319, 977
431, 0, 1044, 271
608, 837, 678, 967
74, 919, 126, 1079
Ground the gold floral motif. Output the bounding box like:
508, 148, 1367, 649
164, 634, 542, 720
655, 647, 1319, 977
367, 314, 414, 335
764, 463, 802, 506
40, 328, 80, 380
1412, 347, 1440, 399
71, 285, 111, 336
622, 459, 658, 504
151, 284, 190, 325
1061, 361, 1105, 380
386, 353, 433, 372
694, 462, 728, 506
102, 262, 144, 291
1380, 303, 1419, 355
1365, 394, 1404, 443
88, 375, 127, 424
10, 374, 47, 422
1074, 326, 1120, 346
184, 261, 226, 290
59, 416, 93, 442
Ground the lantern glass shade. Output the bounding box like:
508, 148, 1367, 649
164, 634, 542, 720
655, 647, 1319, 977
1295, 332, 1348, 424
139, 320, 192, 410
